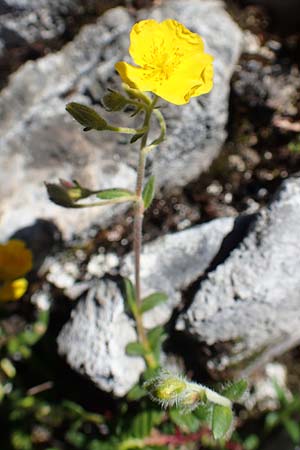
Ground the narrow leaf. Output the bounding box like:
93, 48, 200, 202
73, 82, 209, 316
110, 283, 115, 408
126, 342, 145, 356
127, 384, 146, 401
124, 278, 137, 316
140, 292, 168, 314
130, 133, 144, 143
147, 326, 166, 349
212, 405, 233, 440
130, 410, 164, 439
283, 418, 300, 444
66, 102, 108, 131
96, 189, 133, 200
142, 175, 155, 210
221, 379, 247, 401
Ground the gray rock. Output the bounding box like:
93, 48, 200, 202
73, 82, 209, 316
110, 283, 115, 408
177, 177, 300, 374
122, 216, 235, 328
58, 216, 235, 395
57, 279, 145, 397
0, 0, 242, 240
0, 0, 119, 61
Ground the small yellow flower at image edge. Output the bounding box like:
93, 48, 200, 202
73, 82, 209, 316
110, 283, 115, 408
115, 18, 214, 105
0, 239, 33, 302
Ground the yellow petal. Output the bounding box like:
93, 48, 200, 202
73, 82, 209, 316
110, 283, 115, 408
160, 19, 204, 55
153, 53, 214, 105
0, 279, 28, 302
129, 19, 163, 66
115, 61, 155, 92
0, 239, 32, 281
129, 19, 204, 68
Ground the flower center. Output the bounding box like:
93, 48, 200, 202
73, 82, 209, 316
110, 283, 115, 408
144, 41, 183, 83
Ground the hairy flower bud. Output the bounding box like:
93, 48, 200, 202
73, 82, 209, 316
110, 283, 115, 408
144, 371, 232, 411
144, 373, 187, 407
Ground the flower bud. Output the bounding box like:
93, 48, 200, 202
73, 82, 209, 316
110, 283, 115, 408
66, 102, 108, 131
102, 89, 129, 111
45, 179, 93, 208
144, 373, 187, 407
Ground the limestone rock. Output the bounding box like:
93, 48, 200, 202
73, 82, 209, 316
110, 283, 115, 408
177, 177, 300, 374
57, 279, 145, 397
0, 0, 242, 240
0, 0, 119, 62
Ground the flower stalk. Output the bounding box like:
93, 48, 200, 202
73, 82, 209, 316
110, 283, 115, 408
133, 95, 159, 369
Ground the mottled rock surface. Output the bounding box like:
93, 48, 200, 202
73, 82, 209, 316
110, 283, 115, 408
177, 177, 300, 374
0, 0, 242, 240
0, 0, 119, 62
57, 279, 145, 397
58, 216, 236, 395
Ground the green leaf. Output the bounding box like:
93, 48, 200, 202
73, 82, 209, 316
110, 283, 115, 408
124, 278, 137, 316
66, 102, 108, 131
96, 188, 134, 200
273, 380, 289, 407
127, 384, 146, 401
130, 133, 145, 143
130, 409, 164, 438
142, 176, 155, 210
221, 379, 247, 401
147, 326, 166, 349
62, 400, 85, 417
282, 418, 300, 444
194, 404, 213, 426
212, 405, 233, 440
169, 409, 200, 432
140, 292, 168, 314
243, 434, 260, 450
142, 367, 160, 381
264, 411, 280, 431
65, 429, 86, 448
126, 342, 145, 357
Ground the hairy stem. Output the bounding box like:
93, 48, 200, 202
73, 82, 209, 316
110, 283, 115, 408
133, 95, 158, 369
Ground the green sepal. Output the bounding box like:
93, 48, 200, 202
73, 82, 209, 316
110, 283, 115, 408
140, 292, 168, 314
142, 175, 155, 210
221, 379, 247, 401
96, 188, 134, 200
66, 102, 108, 131
212, 405, 233, 440
124, 278, 138, 317
126, 342, 145, 357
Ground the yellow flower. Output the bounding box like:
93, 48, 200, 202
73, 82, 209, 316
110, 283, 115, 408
0, 279, 28, 302
115, 19, 213, 105
0, 240, 32, 282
